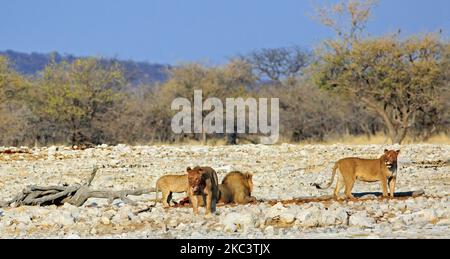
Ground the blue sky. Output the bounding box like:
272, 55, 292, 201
1, 0, 448, 64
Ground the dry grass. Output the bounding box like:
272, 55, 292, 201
131, 133, 450, 146
310, 134, 391, 145
289, 133, 450, 145
418, 134, 450, 145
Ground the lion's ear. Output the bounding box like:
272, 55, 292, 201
396, 150, 400, 154
187, 167, 192, 171
384, 149, 389, 153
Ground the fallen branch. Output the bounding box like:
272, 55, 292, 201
0, 166, 153, 208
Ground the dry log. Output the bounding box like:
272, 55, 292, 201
0, 166, 153, 208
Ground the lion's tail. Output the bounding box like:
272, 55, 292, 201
214, 172, 220, 199
312, 163, 338, 190
152, 181, 159, 207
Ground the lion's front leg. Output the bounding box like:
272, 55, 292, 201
388, 177, 396, 198
205, 192, 212, 215
190, 194, 199, 214
380, 177, 389, 198
242, 195, 257, 204
211, 195, 217, 213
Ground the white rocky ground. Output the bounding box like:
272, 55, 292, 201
0, 144, 448, 239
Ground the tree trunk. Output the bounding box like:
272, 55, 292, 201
361, 98, 409, 144
202, 132, 207, 145
227, 132, 238, 145
0, 167, 154, 208
390, 126, 408, 144
201, 127, 207, 145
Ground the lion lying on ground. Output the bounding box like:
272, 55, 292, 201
219, 171, 257, 204
313, 149, 400, 200
180, 171, 257, 206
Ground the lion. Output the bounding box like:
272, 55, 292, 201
180, 171, 257, 206
219, 171, 257, 204
153, 174, 188, 208
187, 166, 219, 215
313, 149, 400, 200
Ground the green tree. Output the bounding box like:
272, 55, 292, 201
314, 0, 449, 144
158, 60, 255, 144
32, 58, 126, 145
0, 56, 29, 104
0, 56, 33, 146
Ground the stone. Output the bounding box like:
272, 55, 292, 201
221, 212, 257, 232
47, 146, 58, 160
397, 214, 414, 225
296, 206, 321, 227
360, 194, 378, 199
412, 209, 437, 224
264, 226, 275, 235
47, 211, 75, 226
436, 208, 449, 218
167, 218, 179, 228
47, 146, 57, 154
12, 213, 32, 225
112, 207, 135, 224
101, 217, 111, 225
349, 212, 374, 228
320, 208, 348, 226
90, 228, 98, 235
436, 218, 450, 226
280, 211, 296, 224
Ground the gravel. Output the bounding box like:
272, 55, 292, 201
0, 144, 448, 238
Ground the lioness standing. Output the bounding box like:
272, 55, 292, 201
154, 174, 188, 208
187, 166, 219, 215
313, 149, 400, 200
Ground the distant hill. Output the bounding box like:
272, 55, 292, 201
0, 50, 170, 85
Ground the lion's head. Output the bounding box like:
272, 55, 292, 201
187, 167, 206, 194
382, 149, 400, 172
243, 172, 254, 194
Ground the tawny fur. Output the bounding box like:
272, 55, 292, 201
154, 174, 188, 208
196, 171, 257, 206
313, 149, 400, 200
187, 166, 220, 215
219, 171, 257, 204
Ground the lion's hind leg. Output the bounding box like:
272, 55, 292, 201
167, 192, 173, 206
235, 192, 257, 205
333, 173, 345, 200
161, 191, 170, 208
380, 177, 389, 198
344, 176, 356, 200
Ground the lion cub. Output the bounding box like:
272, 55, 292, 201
154, 174, 188, 208
313, 149, 400, 200
187, 166, 219, 215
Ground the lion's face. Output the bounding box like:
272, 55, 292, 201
244, 173, 254, 194
187, 167, 205, 194
383, 149, 400, 171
